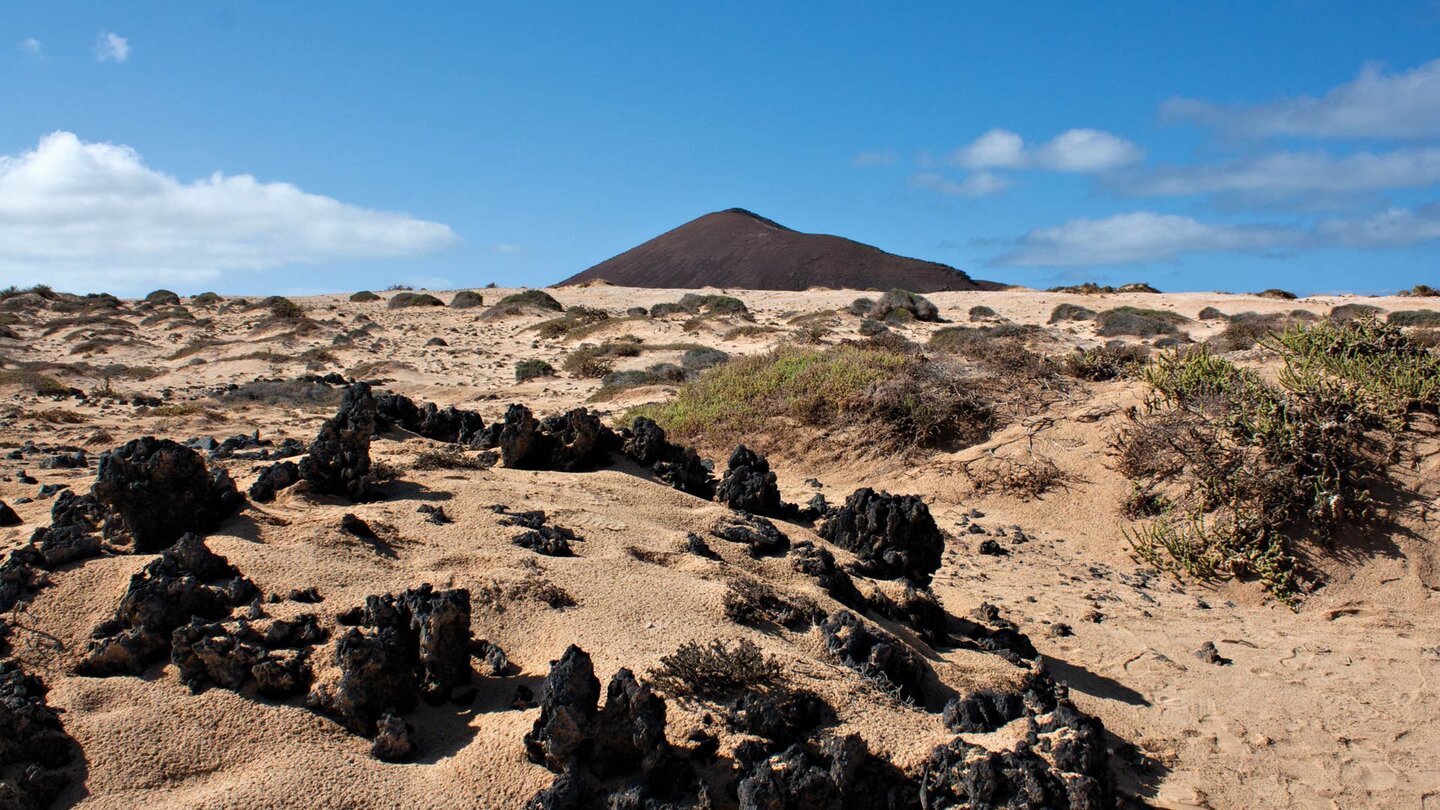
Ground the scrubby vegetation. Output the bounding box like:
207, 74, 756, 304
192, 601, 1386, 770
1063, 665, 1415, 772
515, 359, 556, 382
449, 290, 485, 309
1116, 318, 1437, 601
1257, 288, 1298, 300
533, 305, 610, 339
1048, 282, 1159, 294
1399, 284, 1438, 297
1330, 303, 1381, 321
350, 290, 381, 302
649, 638, 783, 699
862, 289, 941, 323
1095, 306, 1189, 338
0, 369, 74, 396
499, 289, 564, 311
630, 344, 992, 452
1063, 343, 1148, 381
388, 292, 445, 308
219, 378, 346, 408
1388, 310, 1440, 327
1197, 306, 1226, 321
267, 297, 304, 320
1048, 303, 1096, 323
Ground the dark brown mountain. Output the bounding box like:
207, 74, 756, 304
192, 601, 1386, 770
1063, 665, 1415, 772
557, 209, 1003, 292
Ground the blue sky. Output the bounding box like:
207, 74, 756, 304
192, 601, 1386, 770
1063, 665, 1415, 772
3, 2, 1439, 296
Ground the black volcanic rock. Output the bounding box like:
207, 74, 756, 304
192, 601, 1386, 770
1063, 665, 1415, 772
92, 437, 243, 552
559, 208, 1001, 292
300, 382, 378, 501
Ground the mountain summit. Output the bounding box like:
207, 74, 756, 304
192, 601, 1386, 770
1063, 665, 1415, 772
558, 209, 1001, 292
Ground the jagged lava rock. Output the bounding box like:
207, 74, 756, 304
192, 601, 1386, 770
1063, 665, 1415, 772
820, 488, 944, 585
300, 382, 378, 501
92, 436, 243, 552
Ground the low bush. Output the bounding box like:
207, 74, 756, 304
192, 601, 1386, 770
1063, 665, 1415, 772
1095, 306, 1188, 338
1330, 303, 1381, 321
388, 292, 445, 308
1388, 310, 1440, 327
630, 344, 993, 451
1063, 343, 1148, 381
350, 290, 381, 303
967, 305, 997, 321
533, 305, 610, 339
268, 297, 304, 319
145, 289, 180, 305
1197, 306, 1226, 321
1256, 288, 1298, 300
498, 289, 563, 311
0, 370, 74, 396
1114, 324, 1428, 600
649, 638, 783, 699
1048, 303, 1096, 323
868, 289, 940, 323
413, 447, 497, 470
450, 290, 485, 309
681, 347, 729, 371
1399, 284, 1438, 297
679, 293, 748, 314
192, 292, 221, 306
219, 378, 345, 408
515, 359, 556, 382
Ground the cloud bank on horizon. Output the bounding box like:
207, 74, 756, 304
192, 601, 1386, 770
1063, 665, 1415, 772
0, 132, 459, 292
886, 58, 1440, 273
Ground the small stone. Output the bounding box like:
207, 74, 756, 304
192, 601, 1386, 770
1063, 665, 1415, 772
370, 710, 415, 761
1048, 623, 1073, 638
1195, 641, 1231, 666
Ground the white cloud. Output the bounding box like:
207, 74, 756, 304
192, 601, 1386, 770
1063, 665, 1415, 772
1120, 147, 1440, 196
910, 171, 1012, 198
995, 211, 1303, 266
1033, 129, 1144, 172
96, 32, 130, 63
1163, 58, 1440, 140
20, 37, 42, 57
1317, 202, 1440, 248
0, 131, 459, 292
950, 129, 1027, 169
947, 128, 1141, 174
852, 149, 899, 168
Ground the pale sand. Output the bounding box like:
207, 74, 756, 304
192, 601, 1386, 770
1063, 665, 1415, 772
1, 285, 1438, 808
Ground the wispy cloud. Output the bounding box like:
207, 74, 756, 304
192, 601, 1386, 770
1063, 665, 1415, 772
0, 131, 459, 293
994, 211, 1305, 266
95, 31, 130, 63
1119, 147, 1440, 197
1317, 201, 1440, 248
852, 149, 899, 168
910, 171, 1012, 198
1163, 58, 1440, 140
19, 37, 42, 58
949, 128, 1142, 173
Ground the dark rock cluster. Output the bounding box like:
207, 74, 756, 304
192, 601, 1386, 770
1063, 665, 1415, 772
736, 732, 920, 810
710, 512, 790, 558
499, 405, 619, 472
248, 460, 300, 502
920, 701, 1115, 809
492, 507, 582, 557
714, 445, 785, 516
92, 436, 243, 552
619, 417, 715, 499
77, 534, 258, 676
819, 488, 944, 585
376, 392, 489, 446
819, 610, 931, 705
298, 382, 378, 501
308, 584, 473, 736
27, 490, 104, 568
0, 660, 81, 810
171, 612, 325, 698
524, 646, 700, 809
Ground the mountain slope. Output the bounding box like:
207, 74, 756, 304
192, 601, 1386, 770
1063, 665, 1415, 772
558, 208, 1002, 292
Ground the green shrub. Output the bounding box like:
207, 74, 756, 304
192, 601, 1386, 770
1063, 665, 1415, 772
870, 289, 940, 322
497, 289, 564, 311
533, 306, 610, 339
1400, 284, 1438, 297
350, 290, 381, 303
678, 293, 748, 314
681, 347, 729, 371
1049, 303, 1096, 323
1387, 310, 1440, 327
1256, 288, 1298, 300
145, 289, 180, 305
1197, 306, 1226, 321
629, 344, 992, 451
1330, 303, 1381, 321
967, 305, 997, 321
515, 359, 556, 382
650, 301, 690, 317
192, 292, 221, 306
450, 290, 485, 309
857, 319, 888, 337
268, 297, 304, 319
1117, 334, 1414, 600
388, 292, 445, 308
1095, 306, 1188, 338
0, 370, 75, 396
